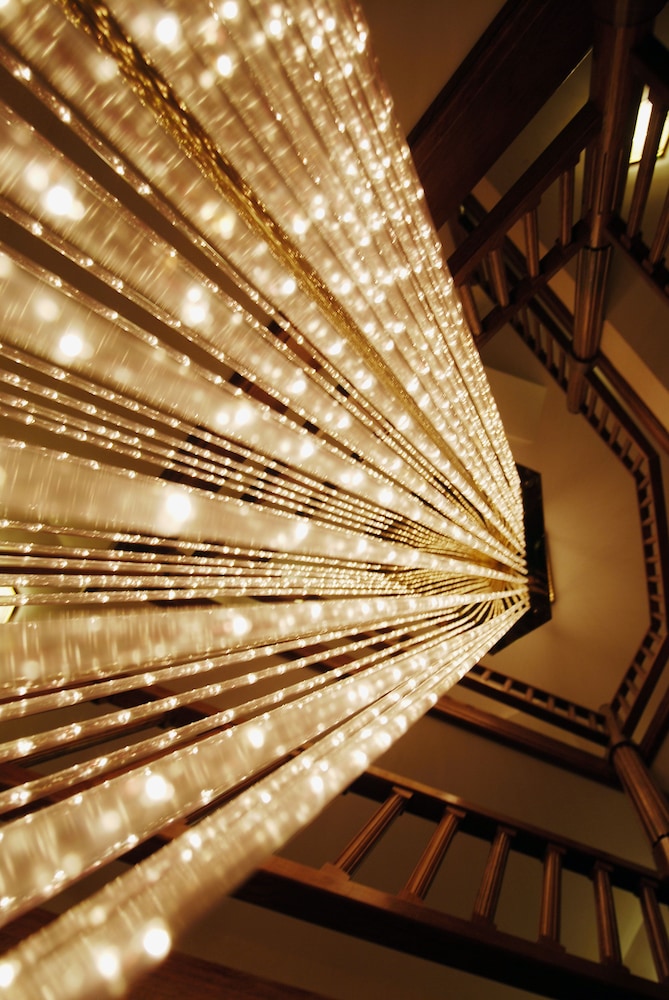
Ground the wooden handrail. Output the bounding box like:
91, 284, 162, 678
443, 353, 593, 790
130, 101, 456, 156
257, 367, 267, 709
452, 190, 589, 345
238, 854, 668, 1000
350, 766, 659, 891
431, 696, 616, 786
458, 664, 609, 745
408, 0, 593, 231
596, 354, 669, 457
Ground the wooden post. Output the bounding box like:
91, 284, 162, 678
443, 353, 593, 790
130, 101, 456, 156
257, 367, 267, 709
558, 166, 575, 247
489, 247, 509, 306
327, 787, 412, 878
524, 207, 540, 278
605, 707, 669, 878
458, 282, 482, 336
593, 861, 624, 965
400, 806, 465, 901
538, 843, 565, 948
472, 825, 515, 925
569, 0, 664, 412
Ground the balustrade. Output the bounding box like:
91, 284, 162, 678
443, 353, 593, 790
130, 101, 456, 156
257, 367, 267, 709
235, 763, 669, 998
447, 105, 599, 343
455, 193, 669, 744
608, 35, 669, 301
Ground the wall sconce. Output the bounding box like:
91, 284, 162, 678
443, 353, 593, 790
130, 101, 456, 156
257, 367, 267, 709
630, 86, 669, 164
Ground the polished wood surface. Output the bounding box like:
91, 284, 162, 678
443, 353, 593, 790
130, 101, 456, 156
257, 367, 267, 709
409, 0, 592, 229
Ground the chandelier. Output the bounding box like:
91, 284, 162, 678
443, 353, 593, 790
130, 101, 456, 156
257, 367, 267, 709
0, 0, 528, 995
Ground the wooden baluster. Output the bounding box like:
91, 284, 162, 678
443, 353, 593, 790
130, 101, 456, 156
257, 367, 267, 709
626, 95, 668, 242
546, 326, 554, 372
326, 787, 412, 878
457, 281, 482, 336
400, 806, 465, 901
592, 862, 623, 965
640, 878, 669, 983
534, 318, 545, 361
538, 844, 565, 948
608, 418, 621, 447
472, 825, 515, 925
526, 307, 540, 349
523, 206, 540, 278
489, 247, 509, 306
558, 165, 575, 247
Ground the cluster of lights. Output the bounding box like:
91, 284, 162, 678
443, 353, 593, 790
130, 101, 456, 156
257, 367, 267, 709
0, 0, 528, 996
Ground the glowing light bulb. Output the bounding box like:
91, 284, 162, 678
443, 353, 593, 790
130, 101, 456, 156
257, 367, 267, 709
0, 961, 16, 988
58, 332, 84, 358
164, 490, 192, 525
142, 923, 171, 959
155, 16, 179, 45
216, 54, 233, 77
45, 185, 74, 216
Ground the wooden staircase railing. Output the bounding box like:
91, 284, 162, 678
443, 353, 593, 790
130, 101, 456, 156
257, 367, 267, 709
455, 193, 669, 746
458, 663, 609, 746
608, 34, 669, 302
447, 104, 599, 344
235, 764, 669, 999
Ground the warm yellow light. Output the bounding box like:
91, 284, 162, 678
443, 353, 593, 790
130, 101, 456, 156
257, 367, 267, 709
0, 586, 15, 624
630, 86, 669, 164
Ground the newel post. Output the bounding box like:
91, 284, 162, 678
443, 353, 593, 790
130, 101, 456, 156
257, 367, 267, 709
569, 0, 664, 412
604, 706, 669, 878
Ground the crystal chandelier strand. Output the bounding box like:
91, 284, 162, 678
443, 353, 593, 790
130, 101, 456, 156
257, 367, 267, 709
1, 583, 527, 696
0, 442, 526, 592
0, 614, 472, 812
0, 606, 476, 769
189, 0, 519, 529
0, 599, 524, 938
0, 602, 524, 930
0, 604, 525, 999
45, 0, 521, 554
0, 0, 531, 992
2, 3, 520, 548
0, 611, 451, 724
0, 240, 521, 568
0, 376, 489, 549
149, 0, 520, 540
